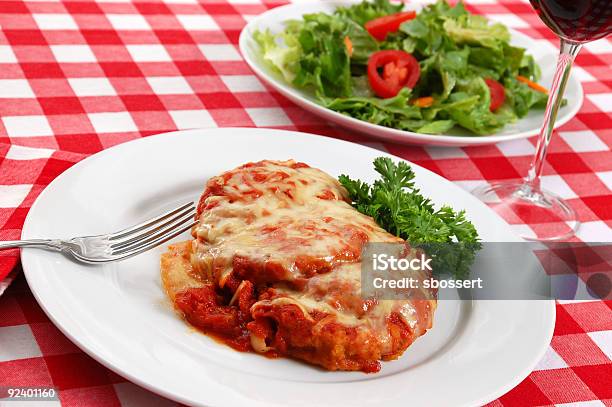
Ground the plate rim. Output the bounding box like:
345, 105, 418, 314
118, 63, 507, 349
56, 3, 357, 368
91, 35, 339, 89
21, 128, 556, 407
238, 0, 584, 146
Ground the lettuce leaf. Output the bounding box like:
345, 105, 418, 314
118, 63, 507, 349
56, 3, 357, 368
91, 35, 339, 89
323, 88, 423, 129
503, 76, 549, 118
443, 16, 510, 50
255, 11, 378, 98
335, 0, 403, 26
253, 28, 301, 83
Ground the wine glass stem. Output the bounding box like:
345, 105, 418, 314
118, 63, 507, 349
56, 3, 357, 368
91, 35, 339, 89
525, 39, 582, 190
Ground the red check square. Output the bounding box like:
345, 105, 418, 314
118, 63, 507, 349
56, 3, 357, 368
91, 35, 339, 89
0, 357, 54, 387
564, 302, 612, 332
59, 385, 122, 407
4, 30, 47, 46
552, 334, 610, 366
531, 368, 597, 404
572, 364, 612, 400
45, 353, 113, 390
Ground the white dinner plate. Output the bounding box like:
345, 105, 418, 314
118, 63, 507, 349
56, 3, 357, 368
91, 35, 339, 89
21, 128, 555, 407
239, 1, 583, 146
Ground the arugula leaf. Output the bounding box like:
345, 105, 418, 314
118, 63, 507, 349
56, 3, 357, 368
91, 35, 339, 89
339, 157, 480, 279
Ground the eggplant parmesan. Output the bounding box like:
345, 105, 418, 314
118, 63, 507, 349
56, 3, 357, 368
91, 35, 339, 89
161, 160, 436, 372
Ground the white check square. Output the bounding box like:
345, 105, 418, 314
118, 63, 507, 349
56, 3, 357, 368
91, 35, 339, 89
584, 39, 612, 54
169, 110, 217, 129
198, 44, 242, 61
559, 130, 608, 152
126, 45, 171, 62
576, 221, 612, 241
2, 115, 53, 137
0, 185, 33, 208
533, 346, 568, 371
176, 14, 219, 30
32, 13, 78, 30
246, 108, 292, 126
572, 66, 596, 82
88, 112, 137, 133
540, 175, 577, 199
596, 171, 612, 191
485, 14, 529, 28
147, 76, 193, 95
51, 45, 96, 63
497, 138, 535, 156
0, 79, 35, 99
0, 325, 42, 362
0, 46, 18, 64
68, 77, 116, 97
221, 75, 265, 92
6, 145, 54, 160
588, 331, 612, 360
425, 147, 467, 159
557, 401, 608, 407
586, 93, 612, 112
107, 14, 151, 30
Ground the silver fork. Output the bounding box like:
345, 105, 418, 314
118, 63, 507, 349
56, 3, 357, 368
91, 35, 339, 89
0, 202, 196, 264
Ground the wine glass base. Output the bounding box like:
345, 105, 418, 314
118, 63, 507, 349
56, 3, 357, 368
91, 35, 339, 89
472, 182, 580, 241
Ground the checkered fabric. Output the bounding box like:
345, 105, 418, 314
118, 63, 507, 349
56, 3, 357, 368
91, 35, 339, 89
0, 0, 610, 405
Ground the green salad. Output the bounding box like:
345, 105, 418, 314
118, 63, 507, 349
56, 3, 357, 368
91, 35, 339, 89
254, 0, 551, 136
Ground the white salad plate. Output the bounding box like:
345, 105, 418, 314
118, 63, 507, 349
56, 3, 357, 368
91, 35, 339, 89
22, 128, 555, 407
239, 1, 583, 146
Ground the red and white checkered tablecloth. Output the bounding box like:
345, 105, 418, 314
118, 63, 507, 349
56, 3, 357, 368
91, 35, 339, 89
0, 0, 610, 405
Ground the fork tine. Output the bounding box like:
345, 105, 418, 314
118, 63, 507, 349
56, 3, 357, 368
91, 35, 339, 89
111, 221, 196, 261
73, 221, 196, 264
108, 202, 194, 241
110, 205, 195, 250
110, 210, 195, 255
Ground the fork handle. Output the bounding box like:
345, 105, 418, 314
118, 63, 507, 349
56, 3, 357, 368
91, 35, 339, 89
0, 239, 64, 251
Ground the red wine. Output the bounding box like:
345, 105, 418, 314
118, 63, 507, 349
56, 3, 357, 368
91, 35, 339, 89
530, 0, 612, 42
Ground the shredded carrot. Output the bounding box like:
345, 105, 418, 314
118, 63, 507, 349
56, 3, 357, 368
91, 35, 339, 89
412, 96, 434, 108
517, 75, 548, 94
344, 36, 353, 57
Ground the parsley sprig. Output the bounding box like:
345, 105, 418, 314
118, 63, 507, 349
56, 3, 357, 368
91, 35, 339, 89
339, 157, 480, 279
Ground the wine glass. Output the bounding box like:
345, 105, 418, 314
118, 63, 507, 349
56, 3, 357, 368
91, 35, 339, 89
473, 0, 612, 241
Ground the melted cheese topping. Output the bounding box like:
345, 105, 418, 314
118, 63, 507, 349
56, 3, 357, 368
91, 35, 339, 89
192, 160, 400, 283
269, 263, 435, 353
191, 160, 436, 355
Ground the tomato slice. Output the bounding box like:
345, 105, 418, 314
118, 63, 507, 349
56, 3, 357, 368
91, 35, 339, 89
485, 78, 505, 112
365, 11, 417, 41
367, 50, 420, 98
